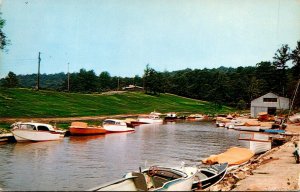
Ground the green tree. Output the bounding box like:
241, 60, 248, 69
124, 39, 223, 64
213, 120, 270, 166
2, 71, 18, 88
99, 71, 111, 91
290, 41, 300, 78
0, 12, 9, 50
255, 61, 276, 93
273, 44, 290, 96
143, 64, 162, 95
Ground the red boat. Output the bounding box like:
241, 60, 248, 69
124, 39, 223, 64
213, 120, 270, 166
69, 122, 107, 136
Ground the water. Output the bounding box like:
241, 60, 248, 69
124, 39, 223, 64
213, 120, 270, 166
0, 121, 241, 191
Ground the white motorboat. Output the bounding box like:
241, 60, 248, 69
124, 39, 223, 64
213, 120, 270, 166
137, 112, 163, 124
11, 122, 65, 142
238, 132, 271, 154
88, 165, 197, 191
103, 119, 135, 133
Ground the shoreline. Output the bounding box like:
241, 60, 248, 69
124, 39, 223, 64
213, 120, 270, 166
1, 115, 300, 191
206, 122, 300, 191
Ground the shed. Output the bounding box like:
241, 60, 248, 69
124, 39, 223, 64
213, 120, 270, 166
250, 92, 290, 118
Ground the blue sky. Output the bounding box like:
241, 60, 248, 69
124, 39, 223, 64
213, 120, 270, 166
0, 0, 299, 78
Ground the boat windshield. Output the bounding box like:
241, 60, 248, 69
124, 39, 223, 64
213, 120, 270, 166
19, 124, 36, 130
103, 120, 119, 125
37, 125, 50, 131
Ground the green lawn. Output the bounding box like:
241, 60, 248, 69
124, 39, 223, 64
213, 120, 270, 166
0, 88, 234, 118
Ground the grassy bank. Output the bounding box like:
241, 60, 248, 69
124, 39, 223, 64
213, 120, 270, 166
0, 88, 234, 118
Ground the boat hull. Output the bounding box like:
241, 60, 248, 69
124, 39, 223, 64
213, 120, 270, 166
239, 140, 271, 154
69, 127, 107, 136
137, 118, 163, 124
192, 163, 228, 190
103, 125, 135, 133
12, 130, 64, 142
89, 166, 197, 191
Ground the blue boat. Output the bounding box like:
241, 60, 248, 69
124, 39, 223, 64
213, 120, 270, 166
264, 129, 285, 134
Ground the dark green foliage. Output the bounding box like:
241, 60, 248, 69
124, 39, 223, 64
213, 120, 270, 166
1, 71, 18, 88
0, 12, 9, 50
290, 41, 300, 79
1, 41, 300, 110
272, 44, 290, 96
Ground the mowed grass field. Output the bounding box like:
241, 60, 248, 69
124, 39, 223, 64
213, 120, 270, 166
0, 88, 234, 118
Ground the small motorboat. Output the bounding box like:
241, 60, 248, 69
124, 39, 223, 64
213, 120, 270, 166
137, 112, 163, 124
187, 114, 204, 121
11, 122, 65, 142
103, 119, 135, 133
192, 163, 228, 190
88, 165, 197, 191
69, 121, 106, 136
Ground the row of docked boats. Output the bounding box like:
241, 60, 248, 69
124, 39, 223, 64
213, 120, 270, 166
10, 119, 136, 142
9, 112, 166, 142
215, 115, 289, 155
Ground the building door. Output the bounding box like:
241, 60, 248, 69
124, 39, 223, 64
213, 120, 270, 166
267, 107, 276, 115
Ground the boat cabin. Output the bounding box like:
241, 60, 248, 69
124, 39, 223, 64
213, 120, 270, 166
12, 122, 54, 132
103, 119, 126, 126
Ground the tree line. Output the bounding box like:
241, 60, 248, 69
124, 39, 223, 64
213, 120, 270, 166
1, 42, 300, 110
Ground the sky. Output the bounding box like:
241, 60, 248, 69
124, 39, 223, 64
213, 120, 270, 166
0, 0, 299, 78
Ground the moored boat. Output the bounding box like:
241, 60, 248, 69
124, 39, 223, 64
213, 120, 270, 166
88, 165, 197, 191
69, 121, 106, 136
137, 112, 163, 124
164, 112, 178, 121
187, 114, 204, 121
238, 132, 272, 154
192, 163, 228, 190
11, 122, 65, 142
103, 119, 135, 133
263, 129, 285, 134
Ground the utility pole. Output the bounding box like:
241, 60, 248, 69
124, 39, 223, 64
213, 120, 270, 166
37, 52, 41, 90
67, 62, 70, 92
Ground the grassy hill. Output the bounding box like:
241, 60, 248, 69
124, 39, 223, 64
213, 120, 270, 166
0, 88, 234, 118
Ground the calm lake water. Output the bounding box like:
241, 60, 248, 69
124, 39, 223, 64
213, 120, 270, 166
0, 121, 241, 191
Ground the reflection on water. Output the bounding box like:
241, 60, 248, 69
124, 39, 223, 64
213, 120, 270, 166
0, 121, 240, 191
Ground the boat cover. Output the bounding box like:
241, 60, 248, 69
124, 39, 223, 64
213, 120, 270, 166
202, 147, 254, 165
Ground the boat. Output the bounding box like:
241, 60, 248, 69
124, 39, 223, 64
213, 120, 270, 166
164, 112, 178, 121
202, 147, 254, 166
11, 122, 65, 142
88, 165, 197, 191
69, 121, 106, 136
224, 120, 244, 129
136, 112, 163, 124
238, 132, 272, 154
233, 126, 266, 132
103, 119, 135, 133
215, 117, 231, 127
187, 114, 204, 121
263, 129, 285, 134
192, 163, 228, 190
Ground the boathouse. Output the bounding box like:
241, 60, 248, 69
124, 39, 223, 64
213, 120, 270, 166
250, 92, 290, 118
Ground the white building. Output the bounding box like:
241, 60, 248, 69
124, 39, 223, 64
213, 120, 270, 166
250, 92, 290, 118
